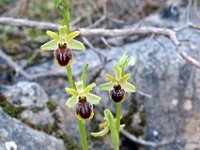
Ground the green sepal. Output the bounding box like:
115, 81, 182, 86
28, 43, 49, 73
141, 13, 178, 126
99, 82, 113, 91
65, 96, 77, 108
87, 93, 101, 105
121, 81, 136, 93
41, 40, 58, 51
68, 39, 86, 51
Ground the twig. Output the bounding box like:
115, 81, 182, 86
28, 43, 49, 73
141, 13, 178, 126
0, 49, 30, 79
100, 37, 113, 49
87, 15, 106, 29
121, 130, 174, 148
0, 17, 200, 69
0, 49, 67, 80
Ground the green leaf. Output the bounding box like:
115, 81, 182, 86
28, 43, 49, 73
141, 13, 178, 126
104, 109, 119, 150
81, 64, 88, 87
122, 81, 136, 93
99, 82, 113, 91
66, 96, 77, 108
91, 127, 109, 137
65, 88, 79, 96
46, 31, 60, 41
41, 40, 58, 51
58, 25, 68, 37
67, 39, 86, 51
118, 51, 130, 69
66, 31, 80, 42
87, 93, 101, 105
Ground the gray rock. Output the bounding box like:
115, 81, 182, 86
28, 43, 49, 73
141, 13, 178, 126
1, 81, 48, 108
0, 108, 65, 150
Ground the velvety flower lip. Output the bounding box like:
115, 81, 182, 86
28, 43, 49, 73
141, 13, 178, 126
40, 25, 85, 51
65, 80, 101, 108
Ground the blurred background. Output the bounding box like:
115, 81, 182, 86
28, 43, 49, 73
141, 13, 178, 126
0, 0, 200, 150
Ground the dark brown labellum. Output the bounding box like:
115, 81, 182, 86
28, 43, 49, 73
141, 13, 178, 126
54, 43, 72, 66
110, 84, 125, 103
76, 97, 93, 119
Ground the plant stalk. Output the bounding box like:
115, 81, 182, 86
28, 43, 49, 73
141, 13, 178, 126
78, 120, 89, 150
116, 103, 121, 149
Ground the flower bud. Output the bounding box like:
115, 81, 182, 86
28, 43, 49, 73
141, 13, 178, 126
76, 97, 93, 120
54, 43, 73, 66
110, 84, 125, 103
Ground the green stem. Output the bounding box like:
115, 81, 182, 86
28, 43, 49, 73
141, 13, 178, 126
66, 65, 74, 88
116, 103, 121, 132
116, 103, 121, 149
78, 120, 88, 150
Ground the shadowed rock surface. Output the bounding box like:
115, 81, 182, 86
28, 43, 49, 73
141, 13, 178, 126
0, 108, 65, 150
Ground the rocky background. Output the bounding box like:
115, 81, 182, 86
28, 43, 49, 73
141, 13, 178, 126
1, 0, 200, 150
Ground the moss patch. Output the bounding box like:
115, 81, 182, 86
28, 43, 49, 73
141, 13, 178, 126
47, 100, 57, 112
0, 92, 27, 119
23, 119, 79, 150
121, 94, 146, 137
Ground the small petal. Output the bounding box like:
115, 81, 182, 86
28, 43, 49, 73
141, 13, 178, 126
84, 83, 96, 94
65, 88, 79, 96
46, 30, 60, 41
66, 96, 77, 108
119, 124, 125, 131
114, 66, 122, 79
105, 74, 116, 83
100, 82, 113, 91
121, 81, 136, 93
91, 127, 109, 137
41, 40, 58, 50
65, 31, 80, 42
87, 93, 101, 105
58, 26, 68, 37
119, 74, 131, 84
68, 39, 85, 51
